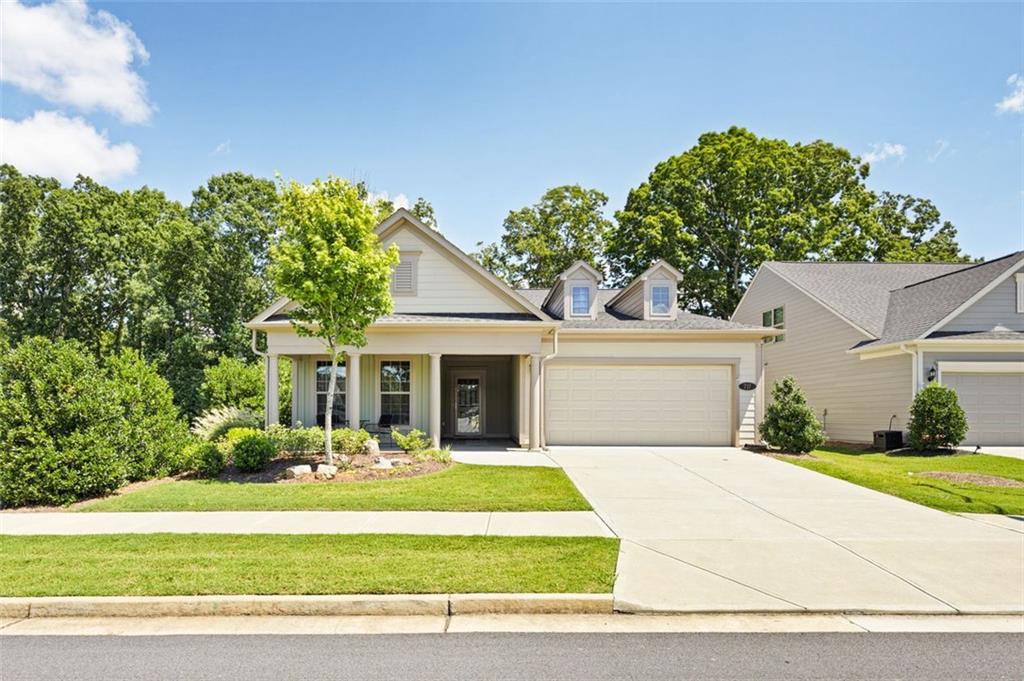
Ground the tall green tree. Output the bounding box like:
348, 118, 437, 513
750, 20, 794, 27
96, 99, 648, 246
189, 173, 280, 359
606, 127, 967, 318
475, 185, 613, 288
270, 177, 399, 462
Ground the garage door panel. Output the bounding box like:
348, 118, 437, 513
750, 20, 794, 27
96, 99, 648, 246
545, 364, 733, 446
943, 372, 1023, 446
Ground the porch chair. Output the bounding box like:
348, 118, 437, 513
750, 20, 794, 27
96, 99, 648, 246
363, 414, 395, 449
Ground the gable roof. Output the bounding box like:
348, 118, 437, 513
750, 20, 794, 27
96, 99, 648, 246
605, 259, 684, 309
376, 209, 554, 321
762, 261, 970, 337
858, 251, 1024, 349
520, 288, 768, 332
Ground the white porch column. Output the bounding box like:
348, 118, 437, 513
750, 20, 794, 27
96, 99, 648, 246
429, 353, 442, 448
347, 352, 361, 430
265, 354, 279, 428
529, 353, 542, 451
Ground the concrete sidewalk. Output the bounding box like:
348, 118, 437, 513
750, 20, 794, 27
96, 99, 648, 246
548, 446, 1024, 615
0, 511, 613, 537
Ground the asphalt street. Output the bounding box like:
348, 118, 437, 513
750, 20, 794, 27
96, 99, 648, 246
2, 633, 1022, 681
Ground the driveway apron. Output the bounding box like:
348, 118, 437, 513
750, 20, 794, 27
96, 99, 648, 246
546, 447, 1024, 614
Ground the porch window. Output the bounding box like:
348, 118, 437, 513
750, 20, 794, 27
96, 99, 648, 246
379, 360, 411, 425
315, 361, 346, 427
571, 286, 590, 316
762, 307, 785, 343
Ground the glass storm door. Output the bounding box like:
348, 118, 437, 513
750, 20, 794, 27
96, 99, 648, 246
454, 373, 483, 436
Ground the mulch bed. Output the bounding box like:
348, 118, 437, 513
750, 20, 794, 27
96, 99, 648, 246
758, 451, 822, 461
913, 471, 1024, 489
217, 452, 450, 484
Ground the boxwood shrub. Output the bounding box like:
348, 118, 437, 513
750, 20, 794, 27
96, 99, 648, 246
232, 432, 277, 473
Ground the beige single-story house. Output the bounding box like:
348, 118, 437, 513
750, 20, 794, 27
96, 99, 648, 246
246, 209, 776, 449
732, 252, 1024, 446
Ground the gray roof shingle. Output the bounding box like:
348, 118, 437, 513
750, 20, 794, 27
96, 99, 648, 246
519, 288, 762, 331
863, 253, 1024, 347
765, 261, 970, 336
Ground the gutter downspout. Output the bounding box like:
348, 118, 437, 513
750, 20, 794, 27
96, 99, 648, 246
898, 342, 918, 406
537, 327, 560, 449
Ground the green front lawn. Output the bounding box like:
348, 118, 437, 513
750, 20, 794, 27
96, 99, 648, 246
82, 464, 591, 512
0, 534, 619, 596
783, 447, 1024, 514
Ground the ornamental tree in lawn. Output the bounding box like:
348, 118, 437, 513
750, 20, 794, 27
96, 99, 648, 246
760, 376, 826, 454
270, 178, 399, 463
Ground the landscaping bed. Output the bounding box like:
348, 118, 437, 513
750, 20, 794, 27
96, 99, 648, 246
212, 451, 449, 484
79, 463, 593, 512
0, 534, 620, 596
775, 446, 1024, 514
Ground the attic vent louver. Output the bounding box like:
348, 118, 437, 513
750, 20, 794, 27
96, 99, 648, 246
392, 259, 416, 295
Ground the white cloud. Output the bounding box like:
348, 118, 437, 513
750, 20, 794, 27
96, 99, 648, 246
368, 191, 410, 210
0, 0, 152, 123
928, 139, 950, 162
996, 73, 1024, 114
861, 142, 906, 165
210, 140, 231, 156
1, 111, 139, 182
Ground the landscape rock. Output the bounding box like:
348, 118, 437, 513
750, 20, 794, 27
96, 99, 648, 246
391, 457, 413, 466
285, 464, 312, 479
363, 439, 380, 457
316, 464, 338, 478
372, 457, 393, 470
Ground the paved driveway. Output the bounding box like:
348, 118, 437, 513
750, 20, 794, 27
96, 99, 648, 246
547, 447, 1024, 614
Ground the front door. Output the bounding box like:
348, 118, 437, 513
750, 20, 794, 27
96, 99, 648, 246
452, 371, 485, 436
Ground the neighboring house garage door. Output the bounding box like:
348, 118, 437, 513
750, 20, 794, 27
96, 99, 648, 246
545, 364, 733, 446
942, 371, 1024, 446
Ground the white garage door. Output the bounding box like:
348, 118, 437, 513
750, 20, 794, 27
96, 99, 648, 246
942, 372, 1024, 446
545, 364, 733, 446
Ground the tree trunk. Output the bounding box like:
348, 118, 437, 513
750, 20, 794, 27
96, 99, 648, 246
324, 351, 338, 465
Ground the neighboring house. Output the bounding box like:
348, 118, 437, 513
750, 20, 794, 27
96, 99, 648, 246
246, 209, 775, 449
732, 252, 1024, 446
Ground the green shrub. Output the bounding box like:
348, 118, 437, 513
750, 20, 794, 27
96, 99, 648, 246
412, 446, 452, 464
392, 428, 430, 453
268, 424, 324, 454
232, 432, 278, 472
200, 356, 293, 426
201, 356, 263, 413
191, 406, 260, 442
218, 427, 263, 456
0, 337, 128, 507
183, 441, 225, 478
333, 428, 372, 457
760, 376, 825, 454
106, 349, 190, 480
907, 383, 968, 451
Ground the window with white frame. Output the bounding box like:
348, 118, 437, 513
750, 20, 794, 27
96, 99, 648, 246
379, 360, 411, 425
651, 285, 672, 315
762, 307, 785, 343
571, 286, 590, 316
315, 361, 346, 427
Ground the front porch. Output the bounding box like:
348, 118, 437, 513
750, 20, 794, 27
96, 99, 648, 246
265, 351, 545, 450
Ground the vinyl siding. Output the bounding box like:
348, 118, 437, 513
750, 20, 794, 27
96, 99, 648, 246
384, 226, 519, 313
733, 267, 913, 443
548, 337, 758, 444
547, 281, 565, 317
611, 284, 643, 318
940, 266, 1024, 332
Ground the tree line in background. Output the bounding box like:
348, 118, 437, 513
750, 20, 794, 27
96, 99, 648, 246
475, 127, 968, 317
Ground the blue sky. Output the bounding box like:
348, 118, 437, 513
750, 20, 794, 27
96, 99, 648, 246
2, 2, 1022, 259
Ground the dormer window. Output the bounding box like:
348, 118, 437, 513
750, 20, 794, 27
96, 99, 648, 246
571, 286, 590, 316
651, 285, 672, 316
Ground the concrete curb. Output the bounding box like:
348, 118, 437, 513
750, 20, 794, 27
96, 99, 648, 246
0, 594, 613, 618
